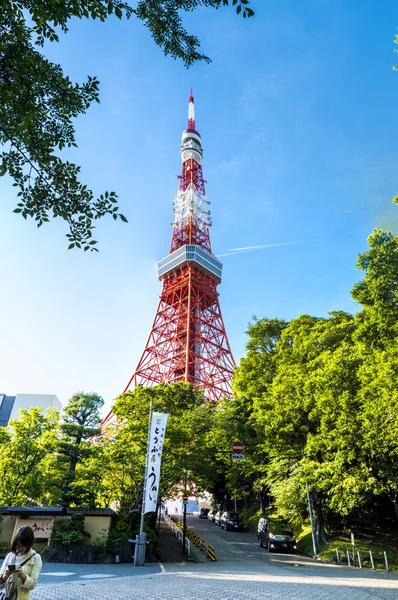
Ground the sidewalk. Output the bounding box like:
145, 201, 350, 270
159, 516, 208, 563
158, 519, 187, 562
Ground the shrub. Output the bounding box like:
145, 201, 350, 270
0, 540, 10, 558
239, 506, 263, 533
50, 513, 90, 548
106, 519, 131, 548
33, 543, 51, 558
92, 529, 109, 557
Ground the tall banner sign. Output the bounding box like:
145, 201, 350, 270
144, 411, 168, 514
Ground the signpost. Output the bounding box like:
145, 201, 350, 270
232, 441, 244, 454
232, 441, 245, 511
232, 440, 245, 460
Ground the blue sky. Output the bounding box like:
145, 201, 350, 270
1, 0, 398, 414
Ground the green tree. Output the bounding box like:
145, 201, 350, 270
352, 229, 398, 347
51, 392, 104, 506
230, 230, 398, 542
99, 383, 216, 514
358, 334, 398, 520
0, 0, 253, 250
0, 407, 59, 505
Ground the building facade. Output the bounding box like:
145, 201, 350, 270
0, 393, 62, 427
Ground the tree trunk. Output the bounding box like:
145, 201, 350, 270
389, 493, 398, 523
311, 490, 327, 547
259, 490, 266, 513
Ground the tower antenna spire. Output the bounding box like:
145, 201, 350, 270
188, 88, 195, 130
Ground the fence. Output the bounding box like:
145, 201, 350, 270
166, 514, 217, 561
335, 547, 389, 571
163, 512, 191, 557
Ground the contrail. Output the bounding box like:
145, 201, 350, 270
217, 240, 305, 258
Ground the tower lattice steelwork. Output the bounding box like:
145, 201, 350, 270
102, 92, 234, 427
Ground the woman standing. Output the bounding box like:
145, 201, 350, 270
0, 526, 42, 600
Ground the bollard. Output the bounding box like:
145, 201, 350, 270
200, 538, 206, 551
369, 550, 375, 570
346, 549, 351, 567
335, 548, 340, 563
384, 551, 389, 572
357, 551, 362, 569
207, 544, 217, 562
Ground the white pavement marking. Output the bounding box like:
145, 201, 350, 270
40, 573, 76, 577
80, 574, 116, 579
159, 562, 167, 573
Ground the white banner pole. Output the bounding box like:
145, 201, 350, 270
139, 401, 153, 537
143, 411, 168, 513
134, 401, 152, 567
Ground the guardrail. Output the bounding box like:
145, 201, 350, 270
167, 515, 216, 561
163, 512, 191, 557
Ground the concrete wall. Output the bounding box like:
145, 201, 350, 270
83, 516, 112, 543
0, 514, 112, 545
9, 394, 62, 421
1, 515, 17, 543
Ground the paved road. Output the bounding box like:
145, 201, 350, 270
30, 517, 398, 599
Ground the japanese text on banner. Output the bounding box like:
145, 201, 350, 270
144, 411, 168, 514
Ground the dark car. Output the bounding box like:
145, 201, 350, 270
214, 510, 222, 526
258, 518, 296, 553
220, 511, 243, 531
207, 510, 216, 523
199, 508, 210, 519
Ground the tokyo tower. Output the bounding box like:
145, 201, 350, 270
103, 92, 235, 427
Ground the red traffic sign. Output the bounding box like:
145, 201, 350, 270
232, 440, 245, 454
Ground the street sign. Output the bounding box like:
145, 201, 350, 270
232, 454, 245, 461
232, 440, 245, 454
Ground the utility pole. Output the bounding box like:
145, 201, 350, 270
306, 483, 318, 557
182, 494, 188, 556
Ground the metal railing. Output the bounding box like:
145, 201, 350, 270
163, 512, 191, 557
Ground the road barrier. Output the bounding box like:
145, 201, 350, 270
169, 515, 216, 561
164, 513, 191, 557
207, 544, 217, 561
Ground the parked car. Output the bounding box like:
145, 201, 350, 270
207, 510, 216, 523
257, 518, 296, 553
220, 511, 243, 531
214, 511, 222, 526
199, 508, 210, 519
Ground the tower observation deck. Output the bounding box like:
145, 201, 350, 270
102, 92, 235, 427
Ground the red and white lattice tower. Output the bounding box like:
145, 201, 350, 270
102, 92, 234, 427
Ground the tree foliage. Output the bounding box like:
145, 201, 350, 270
226, 229, 398, 547
98, 383, 216, 514
0, 407, 59, 505
0, 0, 254, 249
52, 392, 104, 506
